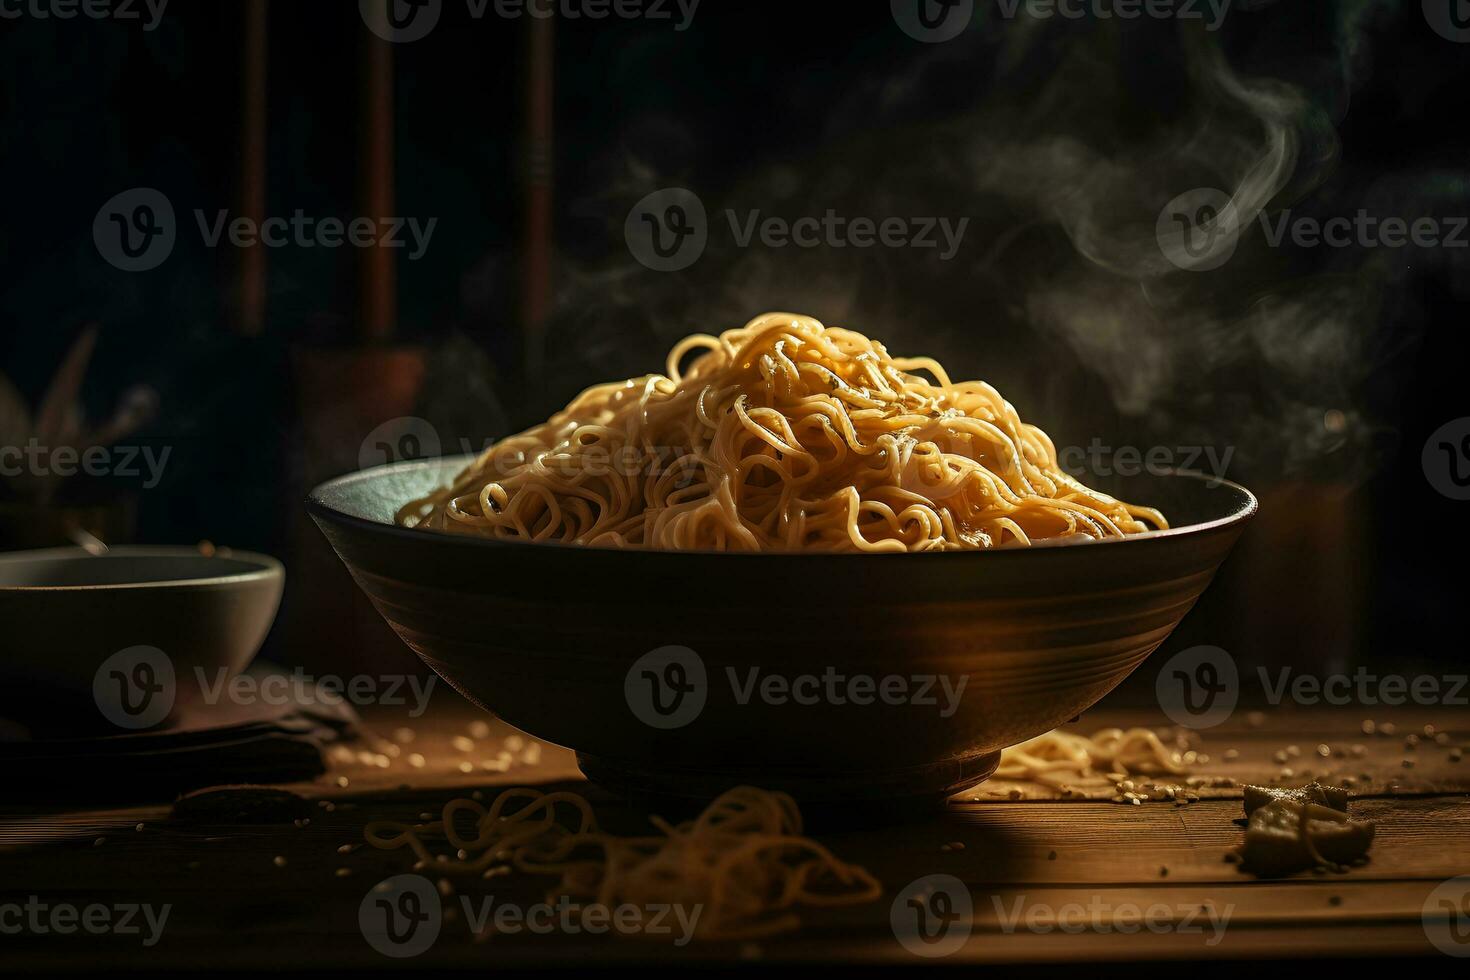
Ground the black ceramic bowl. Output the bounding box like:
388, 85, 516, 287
0, 547, 284, 733
309, 456, 1254, 805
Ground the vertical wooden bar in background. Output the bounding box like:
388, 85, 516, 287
237, 0, 269, 336
359, 13, 397, 342
522, 14, 555, 385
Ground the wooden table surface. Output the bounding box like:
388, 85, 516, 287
3, 701, 1468, 971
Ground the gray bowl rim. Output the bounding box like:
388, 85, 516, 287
307, 454, 1258, 560
0, 546, 285, 593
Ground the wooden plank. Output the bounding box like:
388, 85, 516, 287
974, 706, 1470, 802
2, 705, 1466, 967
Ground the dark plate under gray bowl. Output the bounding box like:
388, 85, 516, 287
309, 455, 1255, 807
0, 547, 284, 734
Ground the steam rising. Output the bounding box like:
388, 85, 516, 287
538, 0, 1426, 486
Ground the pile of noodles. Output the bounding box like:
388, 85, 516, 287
996, 728, 1190, 790
364, 785, 881, 941
399, 312, 1166, 551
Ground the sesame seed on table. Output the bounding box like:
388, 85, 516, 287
0, 702, 1466, 969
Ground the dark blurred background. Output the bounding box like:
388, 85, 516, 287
0, 0, 1465, 688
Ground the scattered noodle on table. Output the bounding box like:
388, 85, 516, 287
996, 728, 1190, 789
364, 785, 882, 941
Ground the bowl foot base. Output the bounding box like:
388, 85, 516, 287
575, 750, 1002, 822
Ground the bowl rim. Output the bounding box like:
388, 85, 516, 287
307, 454, 1258, 560
0, 546, 285, 593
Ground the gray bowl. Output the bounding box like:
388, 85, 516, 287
309, 456, 1254, 806
0, 547, 284, 734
